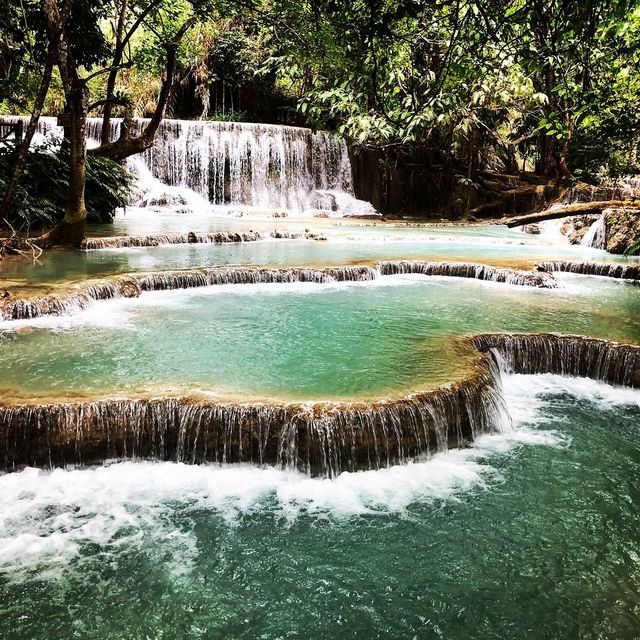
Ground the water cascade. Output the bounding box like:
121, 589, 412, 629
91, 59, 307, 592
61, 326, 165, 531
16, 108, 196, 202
0, 355, 509, 475
1, 333, 638, 474
379, 260, 557, 287
0, 261, 559, 321
5, 116, 377, 217
581, 214, 606, 249
474, 333, 640, 387
541, 260, 640, 280
82, 229, 327, 250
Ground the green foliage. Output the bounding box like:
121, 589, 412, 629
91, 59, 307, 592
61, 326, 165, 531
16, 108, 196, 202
0, 143, 133, 229
0, 0, 46, 109
3, 0, 640, 183
208, 29, 258, 86
625, 236, 640, 256
206, 110, 248, 122
258, 0, 640, 177
1, 0, 111, 112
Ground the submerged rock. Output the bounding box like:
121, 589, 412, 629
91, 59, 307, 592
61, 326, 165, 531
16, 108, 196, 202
308, 191, 338, 212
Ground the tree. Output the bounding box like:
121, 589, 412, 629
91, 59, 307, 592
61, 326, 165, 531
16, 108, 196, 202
491, 0, 640, 178
261, 0, 640, 181
36, 0, 200, 245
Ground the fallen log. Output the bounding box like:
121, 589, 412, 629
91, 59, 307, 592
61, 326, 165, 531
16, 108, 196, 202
502, 200, 640, 227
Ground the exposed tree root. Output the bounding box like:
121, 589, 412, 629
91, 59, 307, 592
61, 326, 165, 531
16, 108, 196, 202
0, 219, 45, 262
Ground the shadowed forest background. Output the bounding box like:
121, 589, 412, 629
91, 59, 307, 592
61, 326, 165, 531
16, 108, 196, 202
1, 0, 639, 242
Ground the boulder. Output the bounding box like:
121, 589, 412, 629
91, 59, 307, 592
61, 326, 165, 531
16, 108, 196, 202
603, 208, 640, 255
561, 214, 600, 245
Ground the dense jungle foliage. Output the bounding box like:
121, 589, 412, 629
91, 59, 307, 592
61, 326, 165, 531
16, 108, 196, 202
0, 0, 639, 229
0, 143, 133, 228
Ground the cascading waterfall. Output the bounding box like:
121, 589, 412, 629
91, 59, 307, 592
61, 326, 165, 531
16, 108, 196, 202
82, 229, 327, 250
0, 261, 559, 321
474, 333, 640, 387
563, 175, 640, 202
541, 260, 640, 280
379, 260, 557, 288
0, 358, 510, 475
5, 115, 377, 217
120, 118, 372, 215
581, 214, 606, 249
1, 333, 638, 475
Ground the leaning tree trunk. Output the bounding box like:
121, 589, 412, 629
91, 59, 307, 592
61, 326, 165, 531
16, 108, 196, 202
90, 16, 196, 163
46, 81, 89, 246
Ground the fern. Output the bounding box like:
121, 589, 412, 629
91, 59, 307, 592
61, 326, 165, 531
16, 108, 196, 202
0, 141, 134, 229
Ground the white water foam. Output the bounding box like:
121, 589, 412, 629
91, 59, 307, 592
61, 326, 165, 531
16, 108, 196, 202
0, 270, 627, 332
0, 433, 555, 580
4, 374, 629, 580
7, 116, 373, 218
581, 215, 606, 249
537, 219, 569, 244
0, 275, 440, 331
503, 373, 640, 419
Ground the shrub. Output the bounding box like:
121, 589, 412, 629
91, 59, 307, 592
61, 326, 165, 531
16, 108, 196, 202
0, 141, 134, 229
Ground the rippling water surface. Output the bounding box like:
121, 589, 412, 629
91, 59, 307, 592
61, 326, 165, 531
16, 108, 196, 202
0, 274, 639, 399
1, 376, 639, 639
2, 211, 636, 286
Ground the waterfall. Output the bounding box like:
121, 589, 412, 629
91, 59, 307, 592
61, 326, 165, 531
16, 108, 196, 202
0, 362, 509, 476
541, 260, 640, 280
110, 118, 374, 216
0, 276, 142, 320
5, 115, 377, 217
581, 214, 606, 249
0, 261, 559, 322
378, 261, 558, 288
136, 265, 379, 291
82, 229, 327, 250
1, 332, 638, 475
474, 333, 640, 388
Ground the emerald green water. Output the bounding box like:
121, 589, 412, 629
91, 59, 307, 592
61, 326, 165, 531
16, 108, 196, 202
1, 274, 638, 400
1, 375, 639, 639
3, 209, 640, 639
2, 215, 636, 287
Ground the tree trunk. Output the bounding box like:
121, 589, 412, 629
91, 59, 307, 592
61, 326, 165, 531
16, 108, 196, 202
536, 130, 557, 177
100, 66, 120, 145
557, 139, 571, 178
502, 200, 640, 228
101, 0, 130, 144
46, 80, 89, 246
41, 0, 90, 246
90, 16, 196, 163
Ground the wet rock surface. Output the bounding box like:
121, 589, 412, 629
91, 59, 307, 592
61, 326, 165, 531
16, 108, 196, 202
603, 208, 640, 255
561, 215, 600, 244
